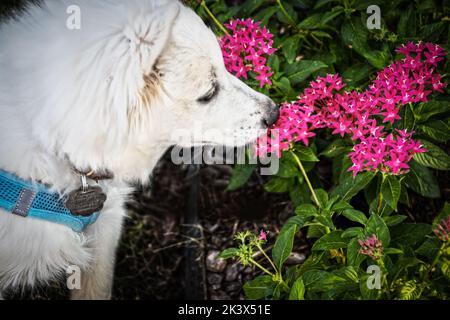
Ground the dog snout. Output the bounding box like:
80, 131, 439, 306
261, 100, 280, 128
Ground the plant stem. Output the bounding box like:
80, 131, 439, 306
421, 242, 446, 282
256, 245, 279, 274
290, 150, 321, 208
276, 0, 297, 29
376, 174, 385, 215
249, 258, 275, 277
377, 258, 390, 299
200, 1, 229, 36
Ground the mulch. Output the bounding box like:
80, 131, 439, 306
113, 151, 306, 300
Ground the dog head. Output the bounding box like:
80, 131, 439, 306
127, 1, 279, 147
25, 0, 278, 180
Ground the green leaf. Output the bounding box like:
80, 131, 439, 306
287, 60, 328, 84
433, 202, 450, 227
319, 139, 351, 158
419, 21, 446, 42
283, 35, 301, 64
311, 30, 332, 39
307, 224, 327, 239
239, 0, 266, 15
267, 54, 280, 73
399, 183, 411, 207
290, 182, 311, 207
365, 214, 390, 247
294, 145, 320, 162
276, 155, 299, 178
298, 13, 322, 29
338, 266, 360, 283
264, 177, 292, 193
275, 77, 292, 96
384, 248, 403, 255
399, 280, 421, 300
397, 6, 413, 37
219, 248, 238, 259
312, 231, 347, 251
272, 224, 297, 270
295, 203, 318, 218
360, 273, 380, 300
414, 101, 450, 123
413, 140, 450, 170
415, 237, 442, 261
399, 104, 415, 131
302, 270, 329, 288
391, 257, 423, 284
276, 1, 298, 24
332, 171, 376, 202
417, 120, 450, 142
342, 227, 364, 238
313, 0, 339, 9
331, 200, 353, 212
391, 223, 431, 248
303, 270, 349, 293
272, 283, 282, 300
405, 160, 440, 198
315, 189, 329, 208
369, 197, 394, 217
341, 18, 389, 69
320, 6, 344, 26
381, 175, 401, 210
343, 209, 368, 225
243, 275, 274, 300
439, 260, 450, 280
316, 214, 335, 230
383, 215, 407, 227
253, 6, 278, 26
289, 278, 305, 300
347, 237, 366, 267
342, 63, 374, 86
280, 215, 306, 234
227, 164, 256, 191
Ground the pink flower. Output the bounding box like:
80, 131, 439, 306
358, 234, 384, 260
259, 230, 267, 241
256, 42, 446, 177
434, 216, 450, 242
220, 19, 276, 88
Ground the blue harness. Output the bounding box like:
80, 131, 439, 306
0, 169, 99, 232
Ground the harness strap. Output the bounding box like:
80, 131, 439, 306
0, 170, 99, 232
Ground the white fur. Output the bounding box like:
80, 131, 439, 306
0, 0, 275, 299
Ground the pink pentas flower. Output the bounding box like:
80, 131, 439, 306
255, 102, 316, 156
348, 130, 426, 176
220, 19, 277, 87
434, 216, 450, 242
259, 230, 267, 241
256, 42, 446, 177
358, 234, 384, 260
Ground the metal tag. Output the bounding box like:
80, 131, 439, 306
65, 186, 107, 216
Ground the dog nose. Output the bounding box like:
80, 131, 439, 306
262, 101, 280, 128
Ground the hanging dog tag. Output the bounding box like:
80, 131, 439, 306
65, 174, 107, 216
65, 186, 107, 216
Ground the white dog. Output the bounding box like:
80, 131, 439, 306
0, 0, 278, 299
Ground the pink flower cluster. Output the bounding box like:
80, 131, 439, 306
358, 234, 384, 260
220, 19, 276, 87
257, 42, 447, 176
258, 229, 267, 241
434, 216, 450, 242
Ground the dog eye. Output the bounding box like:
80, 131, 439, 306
197, 85, 218, 103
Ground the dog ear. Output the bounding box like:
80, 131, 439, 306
123, 2, 180, 74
